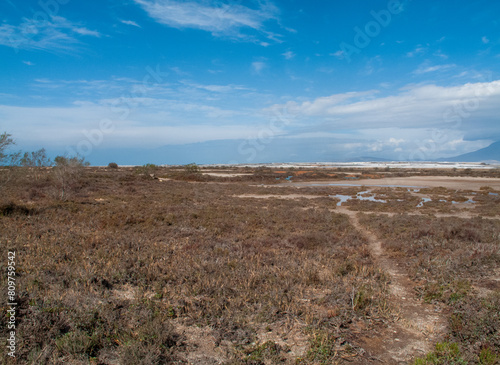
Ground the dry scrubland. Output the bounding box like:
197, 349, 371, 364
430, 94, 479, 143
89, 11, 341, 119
0, 165, 499, 364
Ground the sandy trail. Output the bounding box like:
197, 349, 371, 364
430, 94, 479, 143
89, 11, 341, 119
338, 207, 447, 364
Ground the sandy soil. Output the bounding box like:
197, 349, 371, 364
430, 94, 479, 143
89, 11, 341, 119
235, 194, 324, 199
288, 176, 500, 190
202, 172, 254, 177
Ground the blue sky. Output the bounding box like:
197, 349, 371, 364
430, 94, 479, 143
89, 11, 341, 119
1, 0, 500, 164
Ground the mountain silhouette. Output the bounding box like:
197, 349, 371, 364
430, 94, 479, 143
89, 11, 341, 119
445, 141, 500, 162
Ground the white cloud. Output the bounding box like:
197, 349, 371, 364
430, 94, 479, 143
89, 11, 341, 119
482, 36, 489, 44
32, 77, 145, 93
72, 27, 101, 37
100, 97, 239, 119
453, 71, 469, 79
410, 134, 492, 158
0, 100, 263, 149
389, 137, 405, 145
251, 61, 266, 74
433, 50, 448, 59
353, 129, 493, 159
270, 80, 500, 132
285, 132, 354, 140
284, 128, 493, 160
317, 67, 334, 74
111, 124, 261, 146
181, 81, 250, 93
120, 20, 141, 28
413, 63, 456, 74
134, 0, 278, 40
28, 75, 260, 110
330, 50, 344, 59
6, 75, 500, 161
0, 15, 100, 51
22, 60, 34, 66
406, 45, 426, 57
282, 51, 295, 59
273, 90, 378, 117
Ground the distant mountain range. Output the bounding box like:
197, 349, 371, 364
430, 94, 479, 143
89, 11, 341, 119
443, 141, 500, 162
78, 137, 368, 166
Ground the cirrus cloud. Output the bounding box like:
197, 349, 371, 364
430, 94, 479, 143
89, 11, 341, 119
0, 15, 100, 52
133, 0, 279, 41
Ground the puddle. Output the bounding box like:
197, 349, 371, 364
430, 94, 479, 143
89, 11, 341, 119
331, 195, 351, 206
489, 192, 499, 196
329, 191, 387, 206
417, 197, 432, 208
452, 199, 476, 204
358, 193, 387, 204
417, 197, 477, 207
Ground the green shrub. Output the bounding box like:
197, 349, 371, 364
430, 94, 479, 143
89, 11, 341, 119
243, 341, 288, 363
184, 162, 200, 174
55, 330, 97, 357
414, 342, 467, 365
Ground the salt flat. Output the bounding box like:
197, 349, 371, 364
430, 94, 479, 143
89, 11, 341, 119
207, 161, 500, 170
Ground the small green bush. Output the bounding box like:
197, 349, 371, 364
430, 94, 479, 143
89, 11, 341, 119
184, 163, 200, 174
55, 330, 97, 357
414, 342, 467, 365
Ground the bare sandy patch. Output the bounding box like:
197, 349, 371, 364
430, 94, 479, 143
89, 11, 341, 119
255, 322, 309, 360
290, 176, 500, 190
112, 285, 137, 300
202, 172, 254, 177
235, 194, 325, 199
173, 321, 231, 364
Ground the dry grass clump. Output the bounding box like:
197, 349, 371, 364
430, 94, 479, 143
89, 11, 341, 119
0, 167, 392, 364
448, 293, 500, 362
359, 214, 499, 296
472, 190, 500, 217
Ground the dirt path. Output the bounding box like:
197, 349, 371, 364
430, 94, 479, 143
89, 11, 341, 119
338, 208, 447, 364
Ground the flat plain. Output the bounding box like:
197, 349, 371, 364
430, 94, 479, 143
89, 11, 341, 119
1, 165, 499, 364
